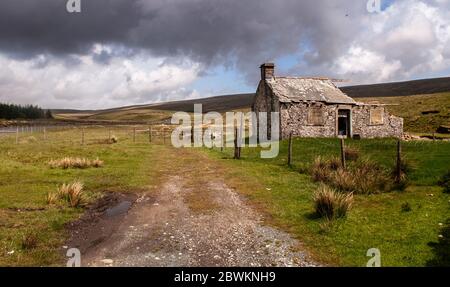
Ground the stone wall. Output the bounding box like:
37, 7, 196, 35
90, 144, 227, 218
279, 103, 403, 139
351, 105, 403, 138
280, 102, 337, 139
253, 81, 404, 139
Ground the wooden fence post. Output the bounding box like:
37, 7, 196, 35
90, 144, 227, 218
163, 128, 166, 145
396, 139, 402, 182
340, 138, 346, 169
149, 125, 152, 143
191, 125, 194, 145
288, 132, 293, 166
43, 127, 47, 141
210, 131, 214, 149
234, 127, 239, 159
16, 126, 19, 144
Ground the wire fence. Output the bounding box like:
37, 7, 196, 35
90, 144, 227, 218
0, 123, 248, 146
0, 124, 177, 145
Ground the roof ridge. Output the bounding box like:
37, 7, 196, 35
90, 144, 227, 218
274, 76, 331, 80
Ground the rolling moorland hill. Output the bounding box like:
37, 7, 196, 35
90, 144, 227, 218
52, 77, 450, 133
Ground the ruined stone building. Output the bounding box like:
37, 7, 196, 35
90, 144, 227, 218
252, 63, 403, 139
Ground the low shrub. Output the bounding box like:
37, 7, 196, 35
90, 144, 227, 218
313, 185, 353, 219
49, 157, 104, 169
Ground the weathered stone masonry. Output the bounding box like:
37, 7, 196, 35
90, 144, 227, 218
252, 63, 404, 139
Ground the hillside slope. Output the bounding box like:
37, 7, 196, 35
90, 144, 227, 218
358, 92, 450, 133
341, 77, 450, 98
52, 77, 450, 132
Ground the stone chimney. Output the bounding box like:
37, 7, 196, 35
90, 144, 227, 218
260, 63, 275, 81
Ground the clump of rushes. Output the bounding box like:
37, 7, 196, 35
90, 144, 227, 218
91, 158, 104, 168
49, 157, 104, 169
48, 181, 85, 208
311, 156, 392, 194
313, 185, 353, 219
46, 192, 59, 205
58, 181, 84, 207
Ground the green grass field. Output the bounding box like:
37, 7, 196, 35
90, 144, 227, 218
203, 138, 450, 266
1, 127, 449, 266
0, 127, 166, 266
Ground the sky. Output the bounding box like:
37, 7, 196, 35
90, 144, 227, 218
0, 0, 449, 109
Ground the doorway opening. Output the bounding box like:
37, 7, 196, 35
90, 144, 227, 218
338, 110, 351, 137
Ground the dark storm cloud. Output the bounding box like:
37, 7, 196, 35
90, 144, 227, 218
0, 0, 143, 58
0, 0, 366, 79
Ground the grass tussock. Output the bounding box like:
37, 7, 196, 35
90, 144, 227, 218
46, 192, 59, 205
311, 156, 394, 194
313, 185, 353, 219
47, 181, 85, 208
311, 156, 340, 182
344, 147, 360, 161
21, 232, 38, 250
49, 157, 104, 169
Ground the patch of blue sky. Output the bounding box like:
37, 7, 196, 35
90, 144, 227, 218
381, 0, 395, 10
190, 65, 253, 97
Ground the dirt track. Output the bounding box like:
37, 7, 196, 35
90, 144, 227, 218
67, 150, 317, 267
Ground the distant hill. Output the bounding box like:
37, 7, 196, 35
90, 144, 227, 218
340, 77, 450, 98
142, 93, 255, 113
52, 77, 450, 132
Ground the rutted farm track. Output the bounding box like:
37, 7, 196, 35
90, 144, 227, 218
67, 148, 317, 267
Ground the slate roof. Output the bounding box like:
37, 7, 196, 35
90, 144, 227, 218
266, 77, 356, 105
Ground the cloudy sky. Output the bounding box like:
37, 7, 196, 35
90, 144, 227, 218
0, 0, 449, 109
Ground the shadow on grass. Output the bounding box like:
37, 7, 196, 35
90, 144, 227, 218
304, 212, 322, 220
426, 218, 450, 267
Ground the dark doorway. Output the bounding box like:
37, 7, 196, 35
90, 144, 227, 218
338, 110, 351, 137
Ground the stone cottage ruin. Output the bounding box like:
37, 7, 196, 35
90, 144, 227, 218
252, 63, 403, 139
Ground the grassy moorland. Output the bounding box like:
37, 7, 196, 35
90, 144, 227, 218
358, 92, 450, 133
203, 138, 450, 266
0, 126, 449, 267
0, 127, 165, 266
